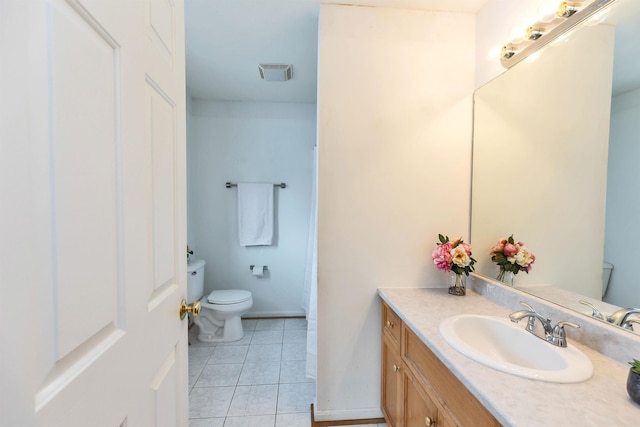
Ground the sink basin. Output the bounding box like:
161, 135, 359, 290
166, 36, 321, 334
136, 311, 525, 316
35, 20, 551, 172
439, 314, 593, 383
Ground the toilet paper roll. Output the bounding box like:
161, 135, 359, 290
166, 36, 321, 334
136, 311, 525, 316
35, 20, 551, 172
252, 265, 265, 277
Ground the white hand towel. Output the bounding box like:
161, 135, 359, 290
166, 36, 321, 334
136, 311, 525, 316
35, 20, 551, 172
237, 183, 274, 246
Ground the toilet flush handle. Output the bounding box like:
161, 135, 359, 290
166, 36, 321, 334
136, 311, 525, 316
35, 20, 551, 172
191, 271, 197, 276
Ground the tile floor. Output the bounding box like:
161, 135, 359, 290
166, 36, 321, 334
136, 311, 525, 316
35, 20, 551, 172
188, 318, 387, 427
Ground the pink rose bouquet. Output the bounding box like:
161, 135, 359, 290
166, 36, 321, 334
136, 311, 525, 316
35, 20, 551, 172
489, 235, 535, 279
432, 234, 476, 276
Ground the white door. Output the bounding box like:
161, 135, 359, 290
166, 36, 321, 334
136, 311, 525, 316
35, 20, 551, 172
0, 0, 188, 425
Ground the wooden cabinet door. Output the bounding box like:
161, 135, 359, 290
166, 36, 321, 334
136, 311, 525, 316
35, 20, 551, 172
382, 332, 403, 427
403, 325, 501, 426
436, 408, 457, 427
383, 302, 402, 344
404, 370, 439, 427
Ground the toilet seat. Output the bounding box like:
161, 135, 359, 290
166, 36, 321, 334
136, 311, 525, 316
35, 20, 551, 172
207, 289, 252, 305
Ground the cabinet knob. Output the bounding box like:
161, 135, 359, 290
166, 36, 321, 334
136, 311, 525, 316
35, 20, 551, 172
393, 364, 400, 372
386, 320, 394, 328
425, 416, 435, 426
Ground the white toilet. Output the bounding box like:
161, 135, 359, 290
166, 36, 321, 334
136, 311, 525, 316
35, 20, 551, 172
187, 259, 253, 343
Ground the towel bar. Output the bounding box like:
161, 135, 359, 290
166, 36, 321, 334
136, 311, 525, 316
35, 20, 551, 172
226, 182, 286, 189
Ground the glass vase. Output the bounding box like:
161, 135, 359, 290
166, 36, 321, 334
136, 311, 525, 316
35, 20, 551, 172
448, 273, 466, 296
496, 268, 514, 286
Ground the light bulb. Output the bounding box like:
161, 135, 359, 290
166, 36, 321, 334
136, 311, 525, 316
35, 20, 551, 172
524, 27, 545, 41
501, 45, 517, 60
556, 2, 579, 18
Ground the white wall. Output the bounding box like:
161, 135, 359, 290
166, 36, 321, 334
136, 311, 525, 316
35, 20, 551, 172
187, 100, 316, 316
605, 87, 640, 308
316, 4, 475, 421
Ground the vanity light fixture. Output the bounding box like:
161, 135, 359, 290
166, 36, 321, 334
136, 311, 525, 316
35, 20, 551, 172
499, 0, 614, 68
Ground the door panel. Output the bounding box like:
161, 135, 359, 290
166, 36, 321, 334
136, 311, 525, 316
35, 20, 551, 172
147, 79, 177, 296
147, 0, 176, 61
1, 0, 188, 425
50, 0, 123, 360
151, 347, 179, 427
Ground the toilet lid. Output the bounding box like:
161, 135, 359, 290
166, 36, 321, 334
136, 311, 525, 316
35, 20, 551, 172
207, 289, 252, 305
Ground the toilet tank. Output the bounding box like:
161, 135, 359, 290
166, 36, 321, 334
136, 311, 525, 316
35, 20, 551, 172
187, 259, 206, 303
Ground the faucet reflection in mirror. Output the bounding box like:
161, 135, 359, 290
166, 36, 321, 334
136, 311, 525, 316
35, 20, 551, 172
581, 300, 640, 331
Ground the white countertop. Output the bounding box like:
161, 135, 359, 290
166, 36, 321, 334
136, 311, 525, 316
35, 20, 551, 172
378, 287, 640, 427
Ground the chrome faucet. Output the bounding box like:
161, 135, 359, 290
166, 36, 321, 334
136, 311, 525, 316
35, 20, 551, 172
608, 308, 640, 330
509, 301, 580, 348
579, 301, 640, 331
510, 301, 554, 339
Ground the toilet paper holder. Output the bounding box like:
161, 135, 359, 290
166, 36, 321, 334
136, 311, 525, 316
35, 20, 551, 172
249, 265, 268, 272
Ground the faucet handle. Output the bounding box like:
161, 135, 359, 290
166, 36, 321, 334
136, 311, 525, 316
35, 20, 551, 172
514, 302, 536, 330
518, 301, 551, 323
556, 320, 580, 329
519, 301, 535, 312
579, 300, 605, 320
552, 321, 580, 347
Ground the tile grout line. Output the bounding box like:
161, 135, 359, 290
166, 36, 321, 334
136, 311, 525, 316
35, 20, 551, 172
274, 338, 282, 427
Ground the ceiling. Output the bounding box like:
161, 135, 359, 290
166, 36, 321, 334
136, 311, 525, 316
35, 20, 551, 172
184, 0, 488, 104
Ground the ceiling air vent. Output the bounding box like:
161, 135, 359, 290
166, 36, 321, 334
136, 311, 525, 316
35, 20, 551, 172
258, 64, 293, 81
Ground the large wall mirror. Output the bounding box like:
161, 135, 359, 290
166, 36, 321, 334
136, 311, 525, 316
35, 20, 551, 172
471, 0, 640, 332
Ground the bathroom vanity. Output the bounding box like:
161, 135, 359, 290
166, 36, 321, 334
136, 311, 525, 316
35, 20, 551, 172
379, 281, 640, 426
382, 301, 499, 427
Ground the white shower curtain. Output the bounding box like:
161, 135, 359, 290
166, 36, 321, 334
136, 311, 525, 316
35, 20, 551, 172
303, 146, 318, 380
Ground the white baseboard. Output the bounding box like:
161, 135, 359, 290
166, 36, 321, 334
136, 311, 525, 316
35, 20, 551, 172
244, 310, 306, 318
312, 407, 384, 422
